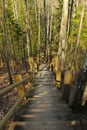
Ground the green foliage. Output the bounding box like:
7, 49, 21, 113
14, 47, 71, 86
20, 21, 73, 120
68, 4, 83, 45
51, 0, 63, 51
67, 4, 87, 71
80, 9, 87, 50
0, 0, 47, 62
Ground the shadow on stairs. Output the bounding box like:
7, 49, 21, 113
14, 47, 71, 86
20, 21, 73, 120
9, 69, 81, 130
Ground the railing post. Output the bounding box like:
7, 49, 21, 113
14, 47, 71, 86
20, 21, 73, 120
55, 70, 61, 88
14, 74, 26, 100
63, 70, 73, 102
49, 57, 54, 72
50, 63, 53, 72
81, 84, 87, 106
28, 57, 34, 72
54, 56, 59, 71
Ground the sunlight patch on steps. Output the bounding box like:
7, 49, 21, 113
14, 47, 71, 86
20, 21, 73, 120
70, 120, 79, 125
33, 91, 49, 98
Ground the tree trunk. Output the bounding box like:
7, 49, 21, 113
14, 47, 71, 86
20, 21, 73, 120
37, 1, 41, 66
67, 0, 74, 37
49, 6, 53, 63
33, 0, 39, 62
23, 38, 28, 71
25, 0, 32, 58
58, 0, 69, 72
43, 0, 47, 63
74, 1, 85, 73
2, 0, 13, 84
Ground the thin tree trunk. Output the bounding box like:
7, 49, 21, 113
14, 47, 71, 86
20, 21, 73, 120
25, 0, 29, 58
13, 0, 18, 21
25, 0, 32, 58
37, 1, 41, 66
33, 0, 38, 59
44, 0, 47, 63
67, 0, 74, 37
23, 38, 28, 71
46, 3, 50, 62
74, 2, 85, 73
49, 6, 53, 62
2, 0, 13, 84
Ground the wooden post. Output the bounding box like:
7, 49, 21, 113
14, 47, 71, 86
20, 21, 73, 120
54, 56, 59, 71
28, 57, 34, 72
0, 58, 3, 68
50, 63, 53, 72
14, 74, 25, 100
55, 70, 61, 88
81, 84, 87, 106
50, 57, 54, 71
34, 63, 38, 73
63, 70, 73, 102
25, 73, 32, 90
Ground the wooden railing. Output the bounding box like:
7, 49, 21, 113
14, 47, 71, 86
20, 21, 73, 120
0, 63, 48, 130
0, 76, 30, 97
0, 74, 34, 130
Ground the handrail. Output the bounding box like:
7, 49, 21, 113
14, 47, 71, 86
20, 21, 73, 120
0, 76, 30, 97
0, 85, 32, 130
0, 63, 48, 97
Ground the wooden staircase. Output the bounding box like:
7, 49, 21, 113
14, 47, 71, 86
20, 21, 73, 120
9, 68, 81, 130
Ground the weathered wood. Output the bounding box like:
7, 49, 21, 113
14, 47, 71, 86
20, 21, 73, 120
0, 76, 30, 97
0, 86, 32, 130
63, 71, 73, 102
8, 69, 81, 130
14, 74, 25, 98
64, 71, 73, 85
55, 70, 61, 88
54, 56, 59, 71
49, 63, 54, 72
28, 57, 34, 72
81, 84, 87, 106
34, 63, 38, 72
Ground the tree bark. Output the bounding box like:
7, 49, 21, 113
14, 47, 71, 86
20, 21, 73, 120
58, 0, 69, 72
43, 0, 47, 63
2, 0, 13, 84
25, 0, 32, 58
74, 1, 85, 73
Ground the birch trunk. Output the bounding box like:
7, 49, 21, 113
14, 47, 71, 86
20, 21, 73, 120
58, 0, 69, 72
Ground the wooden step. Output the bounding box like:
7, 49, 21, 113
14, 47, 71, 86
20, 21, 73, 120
9, 70, 82, 130
9, 121, 81, 130
15, 113, 75, 122
17, 108, 72, 116
21, 103, 70, 110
